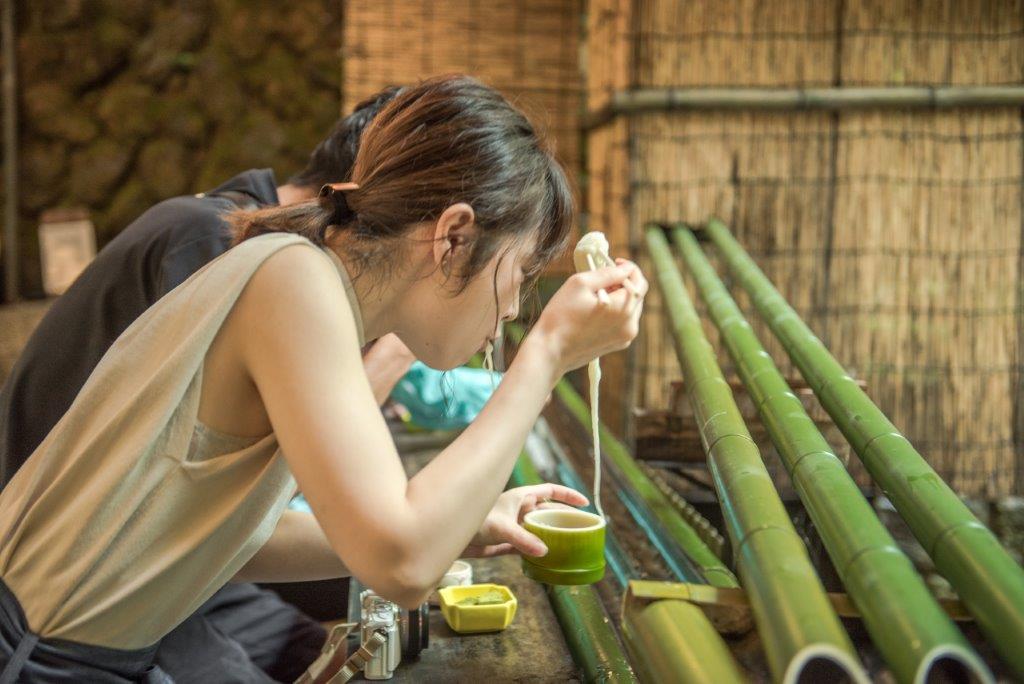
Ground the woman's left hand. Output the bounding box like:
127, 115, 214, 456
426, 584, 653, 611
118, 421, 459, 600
461, 484, 589, 558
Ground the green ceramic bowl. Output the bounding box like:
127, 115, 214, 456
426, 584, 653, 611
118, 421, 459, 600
522, 509, 606, 585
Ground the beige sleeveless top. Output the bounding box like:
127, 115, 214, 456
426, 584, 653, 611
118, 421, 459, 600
0, 233, 364, 649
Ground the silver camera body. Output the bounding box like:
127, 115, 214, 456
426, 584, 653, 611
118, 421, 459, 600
360, 589, 402, 680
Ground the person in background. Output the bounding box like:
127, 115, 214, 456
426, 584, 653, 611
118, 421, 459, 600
0, 87, 412, 682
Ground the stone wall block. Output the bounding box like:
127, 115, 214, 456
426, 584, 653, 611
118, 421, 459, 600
96, 79, 158, 141
69, 139, 135, 206
133, 7, 208, 85
137, 138, 191, 198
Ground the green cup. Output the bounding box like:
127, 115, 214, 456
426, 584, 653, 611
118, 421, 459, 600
522, 509, 606, 585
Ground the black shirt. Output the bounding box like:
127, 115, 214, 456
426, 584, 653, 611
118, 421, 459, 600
0, 169, 280, 485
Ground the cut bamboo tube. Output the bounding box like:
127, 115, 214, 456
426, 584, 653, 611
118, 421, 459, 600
553, 379, 737, 588
622, 589, 744, 684
645, 226, 867, 684
524, 418, 640, 587
672, 225, 991, 684
510, 456, 637, 684
704, 217, 1024, 678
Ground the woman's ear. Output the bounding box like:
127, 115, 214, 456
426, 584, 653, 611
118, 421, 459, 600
432, 203, 477, 269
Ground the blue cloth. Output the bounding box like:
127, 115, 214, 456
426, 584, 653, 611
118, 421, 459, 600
288, 494, 313, 514
390, 362, 502, 431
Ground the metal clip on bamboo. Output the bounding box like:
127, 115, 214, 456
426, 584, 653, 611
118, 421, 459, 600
671, 224, 991, 684
645, 226, 868, 684
702, 217, 1024, 678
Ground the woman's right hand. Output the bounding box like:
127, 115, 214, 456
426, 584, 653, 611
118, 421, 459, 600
528, 259, 648, 375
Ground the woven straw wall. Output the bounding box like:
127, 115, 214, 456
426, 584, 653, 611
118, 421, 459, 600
342, 0, 584, 272
587, 0, 1024, 496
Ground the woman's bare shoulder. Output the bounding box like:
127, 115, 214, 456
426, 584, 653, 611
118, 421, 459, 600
233, 242, 360, 354
246, 242, 346, 302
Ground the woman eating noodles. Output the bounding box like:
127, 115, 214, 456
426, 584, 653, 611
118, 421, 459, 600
0, 75, 647, 681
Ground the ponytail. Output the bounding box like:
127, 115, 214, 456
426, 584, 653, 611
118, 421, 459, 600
227, 183, 358, 248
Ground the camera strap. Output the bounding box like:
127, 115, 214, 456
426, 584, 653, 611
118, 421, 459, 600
293, 622, 387, 684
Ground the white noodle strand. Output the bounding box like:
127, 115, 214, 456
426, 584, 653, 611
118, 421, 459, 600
588, 359, 604, 517
484, 341, 496, 390
574, 231, 616, 520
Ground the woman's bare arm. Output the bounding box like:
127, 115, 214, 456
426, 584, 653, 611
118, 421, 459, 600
233, 510, 351, 583
235, 245, 644, 608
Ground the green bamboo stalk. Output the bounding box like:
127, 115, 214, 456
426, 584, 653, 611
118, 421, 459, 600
622, 595, 744, 684
511, 456, 637, 683
672, 225, 991, 683
704, 217, 1024, 677
513, 446, 639, 587
645, 227, 867, 684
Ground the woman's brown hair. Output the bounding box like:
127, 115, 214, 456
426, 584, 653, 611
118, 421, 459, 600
228, 74, 574, 291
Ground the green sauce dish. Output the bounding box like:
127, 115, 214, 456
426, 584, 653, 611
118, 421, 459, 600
521, 509, 606, 585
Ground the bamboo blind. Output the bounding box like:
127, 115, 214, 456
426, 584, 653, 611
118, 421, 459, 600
587, 0, 1024, 496
342, 0, 584, 272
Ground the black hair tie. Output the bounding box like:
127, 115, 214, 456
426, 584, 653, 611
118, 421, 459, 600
318, 184, 357, 225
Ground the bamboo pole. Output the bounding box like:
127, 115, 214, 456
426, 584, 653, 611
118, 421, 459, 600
550, 459, 639, 588
510, 456, 637, 684
645, 226, 867, 684
671, 225, 991, 684
515, 451, 744, 683
704, 217, 1024, 678
621, 594, 744, 684
585, 85, 1024, 129
636, 461, 728, 562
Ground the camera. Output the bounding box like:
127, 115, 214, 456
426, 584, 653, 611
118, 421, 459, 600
353, 585, 430, 680
360, 590, 401, 680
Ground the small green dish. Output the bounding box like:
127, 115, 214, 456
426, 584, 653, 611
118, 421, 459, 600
522, 509, 606, 586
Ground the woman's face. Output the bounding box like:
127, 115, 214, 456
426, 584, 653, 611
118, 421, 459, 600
396, 226, 537, 370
